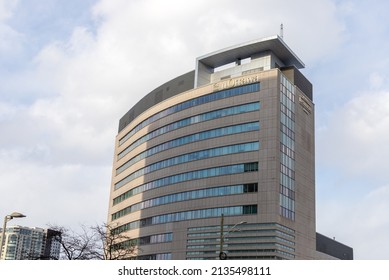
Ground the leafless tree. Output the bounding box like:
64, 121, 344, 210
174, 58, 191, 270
90, 223, 137, 260
49, 223, 136, 260
21, 250, 59, 260
49, 225, 97, 260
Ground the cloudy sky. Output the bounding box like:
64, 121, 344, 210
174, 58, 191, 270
1, 0, 388, 259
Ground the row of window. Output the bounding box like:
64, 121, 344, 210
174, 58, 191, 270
187, 230, 294, 244
280, 185, 295, 200
229, 249, 295, 258
150, 205, 257, 225
134, 253, 172, 260
111, 183, 258, 220
281, 172, 295, 191
116, 141, 259, 188
188, 229, 278, 239
113, 162, 259, 205
276, 243, 295, 252
119, 83, 260, 145
280, 124, 295, 150
187, 242, 295, 253
281, 123, 295, 141
113, 205, 258, 234
187, 235, 294, 247
280, 194, 295, 211
280, 144, 295, 160
188, 222, 295, 233
280, 206, 295, 220
281, 76, 295, 100
281, 103, 295, 122
276, 249, 295, 259
280, 75, 296, 221
117, 102, 260, 161
186, 241, 278, 254
187, 256, 282, 260
116, 121, 260, 178
115, 232, 173, 249
186, 248, 293, 258
280, 163, 295, 180
281, 152, 294, 170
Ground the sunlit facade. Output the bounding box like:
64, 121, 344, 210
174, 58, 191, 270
108, 36, 352, 260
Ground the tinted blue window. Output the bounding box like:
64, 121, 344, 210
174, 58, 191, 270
111, 183, 258, 220
113, 205, 258, 234
113, 162, 258, 205
116, 142, 259, 185
117, 102, 259, 164
119, 83, 260, 145
116, 121, 259, 178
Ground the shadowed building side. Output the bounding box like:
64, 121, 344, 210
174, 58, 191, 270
108, 35, 352, 260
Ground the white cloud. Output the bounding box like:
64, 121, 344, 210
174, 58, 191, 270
21, 0, 347, 166
317, 88, 389, 180
369, 72, 385, 89
0, 152, 110, 229
91, 0, 345, 71
317, 184, 389, 259
4, 0, 389, 260
0, 0, 18, 21
0, 0, 347, 233
0, 0, 23, 55
316, 73, 389, 259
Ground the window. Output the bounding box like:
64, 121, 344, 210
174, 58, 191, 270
119, 83, 260, 145
244, 162, 258, 172
112, 183, 258, 220
118, 102, 260, 159
116, 142, 259, 185
116, 122, 260, 174
113, 162, 259, 205
280, 74, 296, 220
113, 205, 257, 234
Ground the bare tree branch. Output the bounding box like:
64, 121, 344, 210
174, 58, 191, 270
49, 225, 96, 260
48, 223, 137, 260
91, 223, 137, 260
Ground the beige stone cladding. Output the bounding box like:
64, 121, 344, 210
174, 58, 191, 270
108, 68, 315, 260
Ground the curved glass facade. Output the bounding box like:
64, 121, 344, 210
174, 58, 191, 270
109, 38, 319, 259
112, 183, 258, 220
117, 121, 259, 162
113, 205, 258, 234
117, 102, 260, 161
113, 162, 259, 204
116, 142, 259, 186
118, 83, 260, 145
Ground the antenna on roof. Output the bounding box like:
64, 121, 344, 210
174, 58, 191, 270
280, 23, 284, 39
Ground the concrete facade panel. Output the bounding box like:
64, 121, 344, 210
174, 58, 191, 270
108, 36, 352, 260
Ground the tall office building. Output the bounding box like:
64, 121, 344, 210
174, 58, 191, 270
0, 225, 61, 260
108, 36, 352, 260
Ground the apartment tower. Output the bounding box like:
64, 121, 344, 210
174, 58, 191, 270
0, 226, 61, 260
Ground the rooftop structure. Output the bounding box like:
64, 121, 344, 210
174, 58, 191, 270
195, 35, 304, 87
